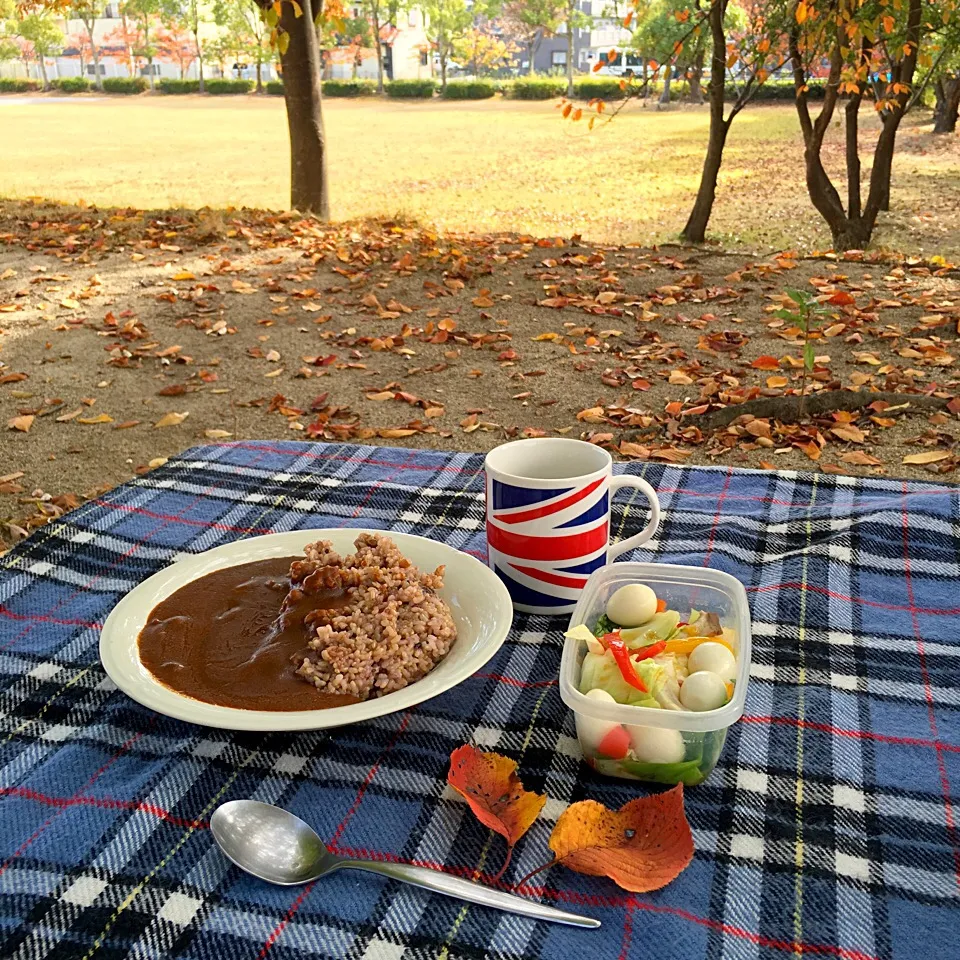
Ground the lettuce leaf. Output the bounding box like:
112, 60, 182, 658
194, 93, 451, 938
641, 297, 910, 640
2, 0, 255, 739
579, 650, 664, 707
592, 613, 618, 638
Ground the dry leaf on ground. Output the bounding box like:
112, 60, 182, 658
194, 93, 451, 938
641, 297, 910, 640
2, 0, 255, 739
154, 411, 189, 428
902, 450, 952, 465
7, 415, 34, 433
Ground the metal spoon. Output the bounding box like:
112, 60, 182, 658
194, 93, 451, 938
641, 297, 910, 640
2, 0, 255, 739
211, 800, 599, 929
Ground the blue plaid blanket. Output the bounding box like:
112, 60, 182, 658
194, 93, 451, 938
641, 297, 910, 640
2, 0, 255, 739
0, 441, 957, 960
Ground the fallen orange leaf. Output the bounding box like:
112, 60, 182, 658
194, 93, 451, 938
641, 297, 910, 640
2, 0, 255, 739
751, 355, 780, 370
448, 745, 545, 879
547, 785, 694, 893
827, 291, 856, 306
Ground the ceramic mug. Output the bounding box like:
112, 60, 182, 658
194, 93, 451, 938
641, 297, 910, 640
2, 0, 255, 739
484, 438, 661, 615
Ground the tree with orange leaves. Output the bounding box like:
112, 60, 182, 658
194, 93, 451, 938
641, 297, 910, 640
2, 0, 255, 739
155, 21, 195, 77
789, 0, 927, 249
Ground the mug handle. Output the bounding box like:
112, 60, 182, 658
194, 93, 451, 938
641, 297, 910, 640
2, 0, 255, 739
607, 476, 661, 561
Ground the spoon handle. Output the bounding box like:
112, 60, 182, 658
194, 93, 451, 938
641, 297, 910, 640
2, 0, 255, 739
338, 859, 599, 928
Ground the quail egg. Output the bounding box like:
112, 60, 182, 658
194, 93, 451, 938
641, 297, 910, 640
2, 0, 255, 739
606, 583, 658, 627
679, 670, 728, 712
626, 724, 686, 764
688, 641, 737, 682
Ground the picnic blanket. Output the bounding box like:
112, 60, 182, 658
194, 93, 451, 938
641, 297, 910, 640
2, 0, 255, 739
0, 440, 957, 960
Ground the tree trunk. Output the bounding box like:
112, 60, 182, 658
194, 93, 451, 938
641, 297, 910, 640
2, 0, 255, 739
255, 56, 262, 93
528, 37, 536, 75
682, 119, 728, 241
83, 15, 103, 91
278, 0, 329, 217
144, 19, 154, 90
120, 12, 134, 77
565, 19, 573, 97
91, 47, 102, 89
374, 29, 384, 93
681, 0, 728, 242
196, 33, 205, 92
688, 50, 704, 104
844, 38, 870, 222
688, 68, 702, 103
659, 64, 671, 105
38, 55, 49, 91
440, 44, 447, 91
933, 76, 960, 134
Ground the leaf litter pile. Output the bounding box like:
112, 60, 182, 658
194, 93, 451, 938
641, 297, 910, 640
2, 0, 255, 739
447, 744, 694, 894
1, 199, 958, 550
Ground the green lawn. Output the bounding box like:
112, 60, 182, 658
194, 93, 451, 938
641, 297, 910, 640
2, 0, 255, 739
1, 95, 957, 251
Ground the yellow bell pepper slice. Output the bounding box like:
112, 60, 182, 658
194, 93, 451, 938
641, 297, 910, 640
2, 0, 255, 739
663, 635, 736, 657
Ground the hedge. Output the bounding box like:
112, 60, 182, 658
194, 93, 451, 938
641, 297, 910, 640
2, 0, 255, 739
748, 78, 826, 100
205, 78, 254, 94
50, 77, 91, 93
158, 78, 200, 94
572, 77, 629, 100
322, 78, 376, 97
103, 77, 147, 94
266, 80, 284, 95
0, 77, 41, 92
505, 77, 565, 100
441, 80, 496, 100
385, 78, 436, 98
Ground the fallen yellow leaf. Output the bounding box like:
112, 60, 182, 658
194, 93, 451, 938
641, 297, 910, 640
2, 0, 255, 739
154, 411, 189, 428
7, 415, 34, 432
902, 450, 951, 465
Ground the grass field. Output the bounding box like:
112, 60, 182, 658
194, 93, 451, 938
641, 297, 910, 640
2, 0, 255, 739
1, 95, 958, 251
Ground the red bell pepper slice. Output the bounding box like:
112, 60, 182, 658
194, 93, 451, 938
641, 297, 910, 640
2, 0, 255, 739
602, 632, 648, 693
632, 640, 666, 662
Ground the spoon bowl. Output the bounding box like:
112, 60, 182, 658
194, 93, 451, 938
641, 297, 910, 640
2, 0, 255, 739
211, 800, 599, 929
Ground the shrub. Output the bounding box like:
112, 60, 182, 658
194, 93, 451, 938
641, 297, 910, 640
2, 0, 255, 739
746, 78, 825, 100
103, 77, 147, 94
0, 77, 41, 93
50, 77, 91, 93
158, 78, 200, 94
322, 78, 377, 97
385, 78, 436, 98
441, 80, 496, 100
205, 78, 254, 94
266, 80, 284, 95
572, 77, 628, 100
505, 76, 565, 100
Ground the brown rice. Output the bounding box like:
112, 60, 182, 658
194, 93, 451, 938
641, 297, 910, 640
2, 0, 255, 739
287, 532, 457, 700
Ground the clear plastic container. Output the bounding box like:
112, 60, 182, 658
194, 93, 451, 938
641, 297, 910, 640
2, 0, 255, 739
559, 562, 752, 786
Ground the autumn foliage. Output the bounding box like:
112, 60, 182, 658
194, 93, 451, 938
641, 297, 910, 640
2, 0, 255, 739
448, 745, 694, 892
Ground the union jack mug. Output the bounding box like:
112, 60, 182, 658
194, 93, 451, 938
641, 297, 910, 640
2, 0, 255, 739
484, 438, 661, 615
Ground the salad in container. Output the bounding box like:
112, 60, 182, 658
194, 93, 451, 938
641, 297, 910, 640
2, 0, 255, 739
559, 562, 751, 786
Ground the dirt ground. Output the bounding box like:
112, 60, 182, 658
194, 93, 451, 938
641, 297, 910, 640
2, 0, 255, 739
1, 200, 958, 546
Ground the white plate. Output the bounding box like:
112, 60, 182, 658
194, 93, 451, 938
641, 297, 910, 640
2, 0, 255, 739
99, 529, 514, 731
